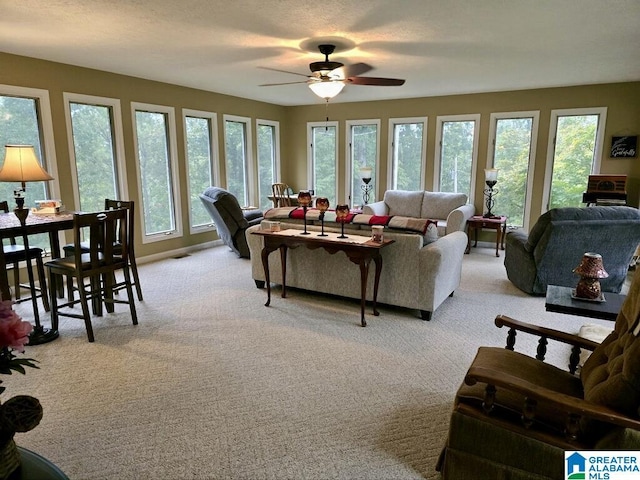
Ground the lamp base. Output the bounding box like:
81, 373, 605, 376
28, 325, 59, 345
14, 207, 30, 226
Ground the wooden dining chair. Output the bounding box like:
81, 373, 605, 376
46, 209, 138, 342
271, 183, 292, 207
63, 199, 143, 301
0, 201, 50, 313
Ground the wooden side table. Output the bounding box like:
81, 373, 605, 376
465, 215, 507, 257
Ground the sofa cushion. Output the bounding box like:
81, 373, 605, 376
384, 190, 424, 218
421, 191, 467, 220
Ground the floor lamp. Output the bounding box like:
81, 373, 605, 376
0, 145, 57, 344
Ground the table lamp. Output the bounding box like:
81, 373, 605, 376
360, 167, 373, 206
483, 168, 499, 218
0, 145, 54, 225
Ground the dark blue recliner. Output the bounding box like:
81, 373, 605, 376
504, 206, 640, 295
199, 187, 263, 258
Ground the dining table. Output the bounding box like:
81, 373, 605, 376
0, 211, 75, 302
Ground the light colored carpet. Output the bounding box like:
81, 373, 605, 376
4, 245, 620, 479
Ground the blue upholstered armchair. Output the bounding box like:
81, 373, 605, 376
504, 206, 640, 295
199, 187, 263, 258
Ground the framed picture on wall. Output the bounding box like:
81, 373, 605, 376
610, 135, 637, 158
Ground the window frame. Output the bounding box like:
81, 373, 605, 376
307, 121, 339, 205
131, 101, 183, 244
345, 119, 380, 206
256, 118, 281, 210
63, 92, 129, 212
433, 114, 481, 200
387, 117, 428, 191
223, 114, 255, 207
542, 107, 608, 213
182, 108, 220, 234
486, 110, 540, 230
0, 84, 61, 200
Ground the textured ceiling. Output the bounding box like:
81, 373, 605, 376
1, 0, 639, 106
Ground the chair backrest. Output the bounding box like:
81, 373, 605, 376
272, 183, 292, 207
581, 267, 640, 421
0, 201, 18, 247
70, 209, 129, 274
104, 199, 135, 253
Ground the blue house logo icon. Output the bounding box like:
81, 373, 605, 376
566, 452, 586, 479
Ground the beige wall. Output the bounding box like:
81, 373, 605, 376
284, 82, 640, 223
1, 51, 639, 259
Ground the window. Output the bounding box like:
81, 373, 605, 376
388, 117, 427, 191
543, 108, 607, 211
346, 120, 379, 207
256, 119, 280, 211
223, 115, 253, 207
0, 85, 58, 252
487, 112, 539, 229
307, 122, 338, 205
131, 102, 182, 243
64, 93, 127, 213
434, 114, 480, 199
183, 109, 219, 232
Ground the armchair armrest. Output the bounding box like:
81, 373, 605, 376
363, 201, 388, 216
495, 315, 600, 374
446, 203, 476, 235
464, 365, 640, 433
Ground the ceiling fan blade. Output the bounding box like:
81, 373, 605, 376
346, 77, 406, 86
258, 66, 310, 78
259, 80, 310, 87
341, 62, 374, 77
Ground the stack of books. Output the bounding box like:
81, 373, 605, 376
32, 199, 65, 214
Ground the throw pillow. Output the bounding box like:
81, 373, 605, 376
384, 190, 424, 217
421, 191, 467, 220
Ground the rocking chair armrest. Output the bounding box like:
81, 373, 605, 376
495, 314, 599, 352
464, 365, 640, 430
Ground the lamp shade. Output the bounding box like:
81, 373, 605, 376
0, 145, 53, 185
360, 167, 373, 181
484, 168, 498, 182
308, 80, 345, 100
573, 252, 609, 279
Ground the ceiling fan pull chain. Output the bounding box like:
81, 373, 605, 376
325, 99, 330, 130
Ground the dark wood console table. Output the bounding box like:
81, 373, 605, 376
252, 229, 394, 327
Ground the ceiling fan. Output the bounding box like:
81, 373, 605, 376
259, 44, 405, 100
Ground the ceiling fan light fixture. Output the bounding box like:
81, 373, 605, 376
308, 80, 345, 100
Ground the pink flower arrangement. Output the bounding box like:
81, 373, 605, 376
0, 301, 38, 395
0, 301, 32, 352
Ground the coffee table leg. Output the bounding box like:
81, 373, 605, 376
261, 247, 271, 307
279, 245, 288, 298
372, 255, 382, 317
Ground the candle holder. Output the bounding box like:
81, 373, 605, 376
573, 252, 609, 300
297, 190, 312, 235
315, 197, 330, 236
335, 204, 350, 239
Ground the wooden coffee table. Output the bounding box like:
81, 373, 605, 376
545, 285, 625, 321
252, 229, 394, 327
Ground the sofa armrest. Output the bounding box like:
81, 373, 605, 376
445, 203, 476, 235
362, 201, 388, 216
